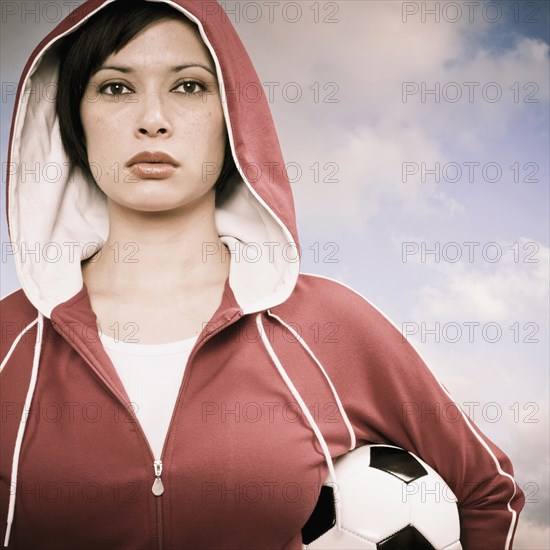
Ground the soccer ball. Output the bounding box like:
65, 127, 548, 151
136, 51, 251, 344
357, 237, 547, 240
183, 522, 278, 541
302, 444, 462, 550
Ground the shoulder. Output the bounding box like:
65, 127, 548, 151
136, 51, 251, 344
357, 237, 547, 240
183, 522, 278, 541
293, 272, 396, 323
0, 287, 38, 319
271, 272, 430, 387
0, 288, 39, 365
274, 272, 402, 343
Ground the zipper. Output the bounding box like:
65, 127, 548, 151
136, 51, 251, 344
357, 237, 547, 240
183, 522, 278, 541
152, 460, 164, 496
149, 310, 244, 549
149, 311, 242, 550
152, 460, 164, 550
52, 308, 243, 550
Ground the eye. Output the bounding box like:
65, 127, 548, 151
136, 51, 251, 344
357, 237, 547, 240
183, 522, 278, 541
173, 80, 207, 95
99, 82, 133, 96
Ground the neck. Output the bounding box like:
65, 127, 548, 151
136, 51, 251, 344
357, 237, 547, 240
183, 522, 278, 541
82, 194, 231, 296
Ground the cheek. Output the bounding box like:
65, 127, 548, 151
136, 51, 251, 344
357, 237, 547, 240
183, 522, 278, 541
185, 106, 226, 154
80, 110, 117, 161
80, 107, 129, 190
192, 111, 226, 142
179, 110, 226, 186
209, 114, 227, 159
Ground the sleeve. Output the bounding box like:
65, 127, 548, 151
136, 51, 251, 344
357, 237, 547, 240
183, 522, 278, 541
322, 284, 526, 550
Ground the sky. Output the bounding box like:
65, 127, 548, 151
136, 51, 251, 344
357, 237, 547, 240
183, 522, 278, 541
1, 1, 549, 547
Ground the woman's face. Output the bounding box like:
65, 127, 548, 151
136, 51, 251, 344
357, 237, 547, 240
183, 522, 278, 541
80, 18, 226, 212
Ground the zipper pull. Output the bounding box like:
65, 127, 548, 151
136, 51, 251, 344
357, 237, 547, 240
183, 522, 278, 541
152, 460, 164, 496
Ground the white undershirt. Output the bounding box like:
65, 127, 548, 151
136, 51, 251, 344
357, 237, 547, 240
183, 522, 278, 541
100, 333, 198, 460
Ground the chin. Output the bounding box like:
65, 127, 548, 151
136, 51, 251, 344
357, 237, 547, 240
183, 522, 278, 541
105, 179, 213, 212
122, 200, 187, 213
116, 192, 203, 214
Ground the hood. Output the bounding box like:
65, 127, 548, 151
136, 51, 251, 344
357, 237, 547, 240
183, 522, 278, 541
5, 0, 300, 318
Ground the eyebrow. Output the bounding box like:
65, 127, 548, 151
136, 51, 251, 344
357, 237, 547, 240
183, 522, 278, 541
95, 63, 216, 76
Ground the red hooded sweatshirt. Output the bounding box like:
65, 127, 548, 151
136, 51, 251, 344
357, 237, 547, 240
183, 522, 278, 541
0, 1, 525, 549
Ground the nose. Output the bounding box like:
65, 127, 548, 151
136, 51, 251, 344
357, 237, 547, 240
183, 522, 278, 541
135, 93, 173, 138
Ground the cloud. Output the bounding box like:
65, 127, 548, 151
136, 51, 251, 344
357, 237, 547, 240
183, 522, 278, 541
290, 121, 458, 234
399, 241, 549, 539
514, 519, 550, 550
403, 239, 549, 403
237, 2, 549, 231
411, 239, 549, 322
509, 414, 550, 531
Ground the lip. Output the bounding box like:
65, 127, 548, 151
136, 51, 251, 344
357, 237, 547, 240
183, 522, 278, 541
125, 151, 180, 180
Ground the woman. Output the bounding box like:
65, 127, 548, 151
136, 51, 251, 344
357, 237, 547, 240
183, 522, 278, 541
0, 1, 525, 548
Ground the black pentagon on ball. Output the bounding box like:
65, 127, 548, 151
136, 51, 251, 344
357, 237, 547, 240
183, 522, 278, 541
301, 485, 336, 544
377, 524, 436, 550
370, 447, 428, 484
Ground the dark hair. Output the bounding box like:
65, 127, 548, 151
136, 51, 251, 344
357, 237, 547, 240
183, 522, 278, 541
56, 0, 236, 192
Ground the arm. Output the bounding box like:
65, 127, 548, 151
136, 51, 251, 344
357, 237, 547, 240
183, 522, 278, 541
311, 280, 526, 549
